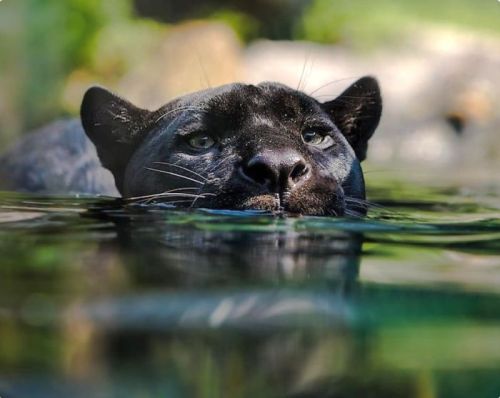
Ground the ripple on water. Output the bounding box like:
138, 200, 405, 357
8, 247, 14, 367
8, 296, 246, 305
0, 181, 499, 397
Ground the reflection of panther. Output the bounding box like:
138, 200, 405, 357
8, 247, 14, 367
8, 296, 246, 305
0, 77, 381, 216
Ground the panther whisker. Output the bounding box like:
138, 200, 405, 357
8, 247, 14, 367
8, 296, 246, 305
126, 187, 201, 201
343, 195, 384, 212
152, 162, 208, 181
344, 197, 388, 210
144, 167, 204, 185
128, 192, 213, 201
154, 106, 207, 123
344, 197, 370, 207
161, 199, 203, 204
296, 54, 312, 92
189, 183, 208, 209
151, 192, 215, 199
139, 193, 214, 205
162, 187, 201, 192
344, 209, 363, 218
308, 76, 362, 97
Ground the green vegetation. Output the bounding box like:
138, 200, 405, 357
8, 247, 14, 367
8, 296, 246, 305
1, 0, 499, 146
298, 0, 500, 46
0, 0, 141, 146
208, 9, 259, 42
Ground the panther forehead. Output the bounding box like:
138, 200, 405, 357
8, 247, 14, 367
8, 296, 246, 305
198, 83, 325, 129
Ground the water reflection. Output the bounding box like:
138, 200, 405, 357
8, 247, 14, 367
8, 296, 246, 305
67, 206, 373, 396
106, 208, 362, 289
0, 189, 499, 397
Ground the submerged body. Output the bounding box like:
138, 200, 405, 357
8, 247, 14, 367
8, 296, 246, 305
0, 119, 118, 196
0, 78, 382, 216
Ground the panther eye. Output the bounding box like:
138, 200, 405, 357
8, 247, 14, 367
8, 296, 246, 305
301, 130, 334, 148
188, 133, 215, 150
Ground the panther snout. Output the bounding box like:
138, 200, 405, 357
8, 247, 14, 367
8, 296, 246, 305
240, 150, 310, 193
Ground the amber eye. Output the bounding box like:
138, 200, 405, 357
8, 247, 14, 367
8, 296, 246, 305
301, 130, 334, 148
188, 134, 215, 150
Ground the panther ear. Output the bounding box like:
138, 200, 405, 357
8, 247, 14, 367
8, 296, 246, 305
81, 86, 151, 193
322, 76, 382, 161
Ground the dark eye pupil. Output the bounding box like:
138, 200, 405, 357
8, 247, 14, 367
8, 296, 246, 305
304, 132, 316, 142
303, 131, 322, 144
189, 134, 214, 149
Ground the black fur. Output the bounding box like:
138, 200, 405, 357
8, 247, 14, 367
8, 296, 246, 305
0, 119, 118, 195
1, 78, 382, 216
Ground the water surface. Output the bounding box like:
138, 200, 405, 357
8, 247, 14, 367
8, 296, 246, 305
0, 178, 499, 398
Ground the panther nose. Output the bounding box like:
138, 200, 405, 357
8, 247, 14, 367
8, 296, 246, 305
241, 150, 310, 192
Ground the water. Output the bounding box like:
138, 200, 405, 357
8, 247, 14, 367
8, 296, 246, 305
0, 178, 499, 398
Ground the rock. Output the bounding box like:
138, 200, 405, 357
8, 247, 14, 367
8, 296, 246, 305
118, 21, 244, 109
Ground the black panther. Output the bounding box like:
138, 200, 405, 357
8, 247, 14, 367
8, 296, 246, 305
0, 77, 382, 216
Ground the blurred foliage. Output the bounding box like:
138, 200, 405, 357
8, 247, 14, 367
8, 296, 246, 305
208, 9, 259, 42
298, 0, 500, 46
1, 0, 500, 147
134, 0, 309, 40
0, 0, 142, 146
87, 18, 165, 81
